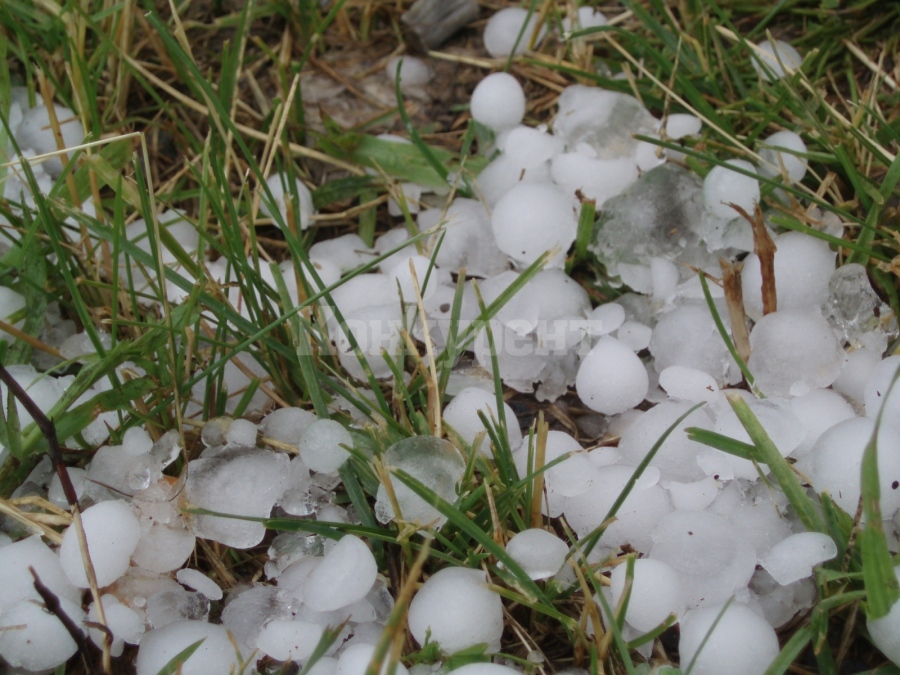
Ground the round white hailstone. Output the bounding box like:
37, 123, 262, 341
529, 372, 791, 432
259, 407, 318, 447
491, 182, 576, 268
60, 499, 140, 588
309, 233, 374, 274
758, 532, 837, 586
610, 559, 685, 632
586, 303, 626, 336
616, 320, 652, 352
408, 567, 504, 653
88, 595, 144, 657
576, 336, 649, 415
303, 535, 376, 611
225, 418, 258, 446
752, 39, 803, 81
122, 426, 153, 456
0, 286, 26, 330
14, 103, 85, 178
864, 355, 900, 425
868, 566, 900, 666
658, 365, 720, 403
257, 620, 324, 662
680, 603, 779, 675
505, 528, 569, 580
789, 388, 856, 458
298, 419, 353, 474
741, 231, 836, 320
386, 56, 432, 89
443, 386, 522, 456
261, 172, 315, 230
759, 130, 808, 182
664, 476, 720, 511
483, 7, 546, 58
176, 568, 223, 601
747, 310, 844, 397
650, 510, 757, 609
449, 665, 523, 675
564, 465, 671, 552
504, 126, 563, 169
136, 620, 248, 675
0, 535, 82, 608
808, 417, 900, 517
338, 643, 410, 675
0, 597, 84, 670
375, 225, 414, 273
470, 73, 526, 132
387, 254, 447, 302
649, 304, 741, 386
663, 113, 702, 139
475, 152, 552, 207
703, 159, 760, 220
833, 347, 881, 405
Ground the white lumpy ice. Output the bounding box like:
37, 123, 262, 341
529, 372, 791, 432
303, 534, 377, 611
59, 499, 141, 588
679, 602, 779, 675
408, 567, 504, 653
491, 182, 577, 268
609, 558, 685, 632
470, 72, 526, 132
576, 336, 649, 415
505, 528, 568, 580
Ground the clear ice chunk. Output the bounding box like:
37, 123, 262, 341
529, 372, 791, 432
374, 436, 466, 529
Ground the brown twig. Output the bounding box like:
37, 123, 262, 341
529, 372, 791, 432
719, 259, 751, 363
731, 202, 778, 315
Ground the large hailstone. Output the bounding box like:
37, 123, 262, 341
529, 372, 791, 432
59, 499, 141, 588
609, 558, 685, 632
491, 182, 577, 268
470, 73, 526, 132
408, 567, 504, 653
576, 336, 648, 415
679, 603, 779, 675
303, 534, 377, 611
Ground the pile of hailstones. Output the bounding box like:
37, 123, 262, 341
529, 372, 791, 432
4, 5, 900, 675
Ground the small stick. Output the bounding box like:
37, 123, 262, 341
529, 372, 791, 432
731, 202, 777, 315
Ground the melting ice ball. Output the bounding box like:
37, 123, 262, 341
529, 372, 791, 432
609, 559, 685, 632
59, 499, 140, 588
483, 7, 546, 58
752, 39, 803, 81
650, 510, 756, 609
408, 567, 503, 653
747, 310, 844, 397
303, 534, 377, 611
443, 386, 523, 456
470, 72, 526, 132
758, 130, 808, 183
505, 528, 568, 580
702, 159, 759, 220
741, 231, 835, 321
375, 436, 466, 528
491, 182, 577, 268
260, 172, 315, 231
136, 620, 249, 675
299, 419, 353, 474
576, 336, 649, 415
679, 603, 779, 675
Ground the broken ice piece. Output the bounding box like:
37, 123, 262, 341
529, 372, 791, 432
758, 532, 837, 586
